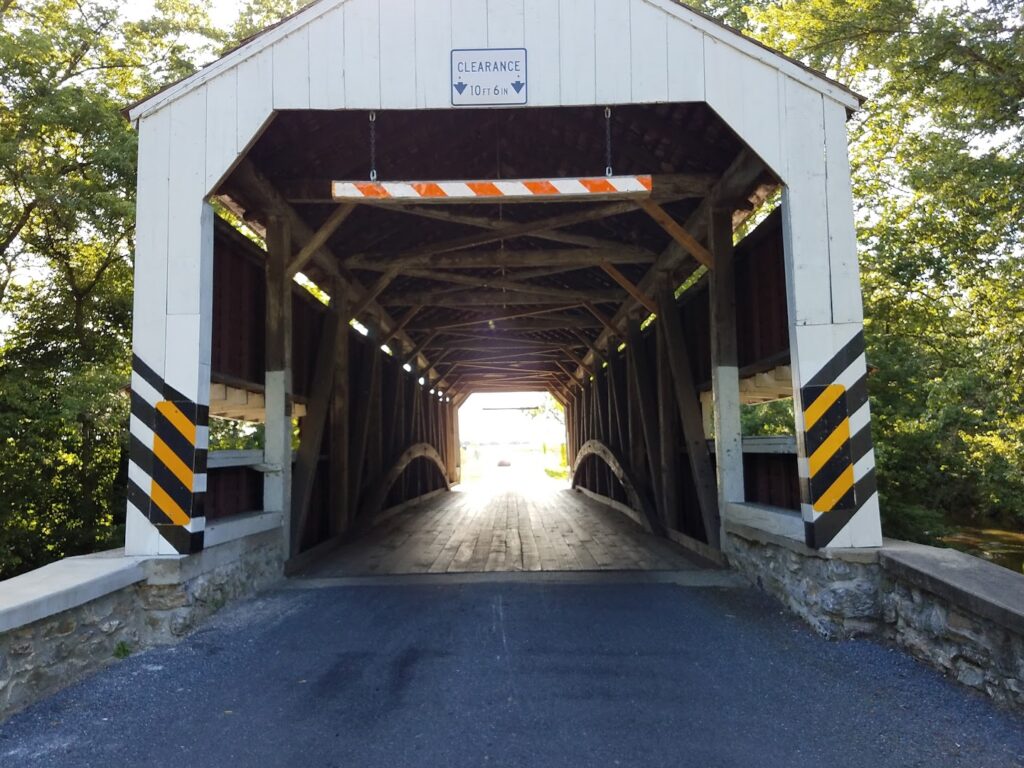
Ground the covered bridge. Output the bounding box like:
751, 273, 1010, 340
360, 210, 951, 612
122, 0, 882, 565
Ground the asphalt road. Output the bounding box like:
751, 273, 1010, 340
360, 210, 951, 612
2, 575, 1023, 767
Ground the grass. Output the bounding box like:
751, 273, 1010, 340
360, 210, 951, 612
113, 641, 132, 659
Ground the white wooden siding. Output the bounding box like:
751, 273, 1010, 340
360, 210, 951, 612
132, 108, 172, 380
595, 0, 631, 104
451, 0, 488, 48
379, 0, 418, 109
343, 0, 382, 107
522, 0, 559, 104
272, 27, 311, 109
780, 77, 831, 327
823, 98, 863, 325
629, 0, 668, 103
486, 0, 525, 48
558, 0, 596, 105
129, 0, 857, 124
414, 0, 451, 107
667, 17, 704, 102
308, 6, 346, 109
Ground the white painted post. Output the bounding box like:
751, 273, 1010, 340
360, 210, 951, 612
125, 109, 213, 556
264, 216, 294, 558
781, 85, 882, 549
708, 207, 745, 519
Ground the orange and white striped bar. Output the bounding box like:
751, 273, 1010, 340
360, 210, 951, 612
332, 175, 653, 204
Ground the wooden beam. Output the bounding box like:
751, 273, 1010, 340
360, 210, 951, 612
286, 203, 356, 277
373, 204, 654, 256
405, 331, 439, 367
413, 309, 595, 332
708, 206, 745, 508
292, 297, 345, 549
328, 283, 350, 536
638, 199, 715, 269
625, 318, 663, 515
555, 360, 583, 388
562, 347, 595, 378
345, 201, 656, 265
383, 288, 622, 307
351, 266, 399, 319
656, 319, 681, 530
571, 329, 606, 365
599, 261, 658, 315
395, 268, 627, 302
383, 305, 421, 345
346, 247, 654, 271
578, 150, 768, 372
227, 160, 451, 390
349, 342, 381, 516
583, 302, 620, 339
656, 284, 721, 549
264, 215, 294, 555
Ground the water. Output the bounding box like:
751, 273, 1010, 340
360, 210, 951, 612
941, 526, 1024, 575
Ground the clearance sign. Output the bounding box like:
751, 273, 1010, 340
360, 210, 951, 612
451, 48, 528, 106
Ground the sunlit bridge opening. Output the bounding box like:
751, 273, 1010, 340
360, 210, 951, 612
457, 392, 569, 491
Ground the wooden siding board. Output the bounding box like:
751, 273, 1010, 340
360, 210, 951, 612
379, 0, 418, 108
523, 0, 560, 105
415, 0, 452, 107
667, 16, 704, 102
308, 5, 346, 109
629, 0, 668, 102
166, 87, 207, 318
451, 0, 488, 48
595, 0, 631, 104
235, 48, 274, 152
558, 0, 596, 105
487, 0, 526, 48
273, 27, 311, 109
781, 77, 831, 327
204, 70, 237, 193
823, 97, 863, 325
133, 109, 172, 377
344, 0, 383, 108
704, 36, 784, 175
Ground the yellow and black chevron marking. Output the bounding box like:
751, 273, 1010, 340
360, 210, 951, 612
129, 354, 207, 554
800, 331, 877, 548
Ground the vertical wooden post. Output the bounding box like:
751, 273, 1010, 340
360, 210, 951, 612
329, 286, 350, 537
626, 348, 647, 488
291, 294, 343, 552
709, 207, 746, 514
625, 318, 663, 509
265, 215, 293, 556
656, 285, 721, 549
656, 320, 681, 530
349, 340, 381, 521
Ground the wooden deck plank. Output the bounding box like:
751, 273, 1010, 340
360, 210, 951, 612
306, 485, 704, 577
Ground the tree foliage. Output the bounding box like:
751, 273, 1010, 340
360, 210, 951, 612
698, 0, 1024, 539
0, 0, 222, 577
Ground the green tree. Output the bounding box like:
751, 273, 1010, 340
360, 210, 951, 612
695, 0, 1023, 539
0, 0, 221, 577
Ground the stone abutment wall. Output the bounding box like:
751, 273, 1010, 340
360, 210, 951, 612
725, 520, 1024, 712
0, 529, 283, 719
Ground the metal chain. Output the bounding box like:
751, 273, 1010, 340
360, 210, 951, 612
369, 111, 377, 182
604, 106, 613, 177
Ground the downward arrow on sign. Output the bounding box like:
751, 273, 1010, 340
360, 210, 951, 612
454, 81, 467, 95
511, 80, 525, 94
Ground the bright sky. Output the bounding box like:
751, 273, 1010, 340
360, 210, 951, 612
458, 392, 564, 446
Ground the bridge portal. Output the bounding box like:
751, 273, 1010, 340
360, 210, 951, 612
123, 0, 881, 570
